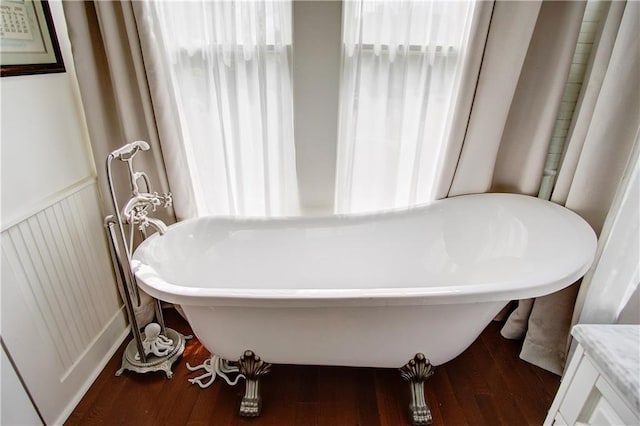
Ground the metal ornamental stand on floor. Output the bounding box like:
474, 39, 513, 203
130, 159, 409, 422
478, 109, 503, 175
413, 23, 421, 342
104, 141, 190, 378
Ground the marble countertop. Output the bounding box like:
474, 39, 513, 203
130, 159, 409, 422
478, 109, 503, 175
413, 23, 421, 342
572, 324, 640, 414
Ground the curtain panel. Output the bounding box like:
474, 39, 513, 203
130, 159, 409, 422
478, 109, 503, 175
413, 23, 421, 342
62, 1, 174, 221
575, 130, 639, 326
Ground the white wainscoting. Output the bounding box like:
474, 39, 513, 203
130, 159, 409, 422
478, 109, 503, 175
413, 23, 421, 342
1, 179, 128, 425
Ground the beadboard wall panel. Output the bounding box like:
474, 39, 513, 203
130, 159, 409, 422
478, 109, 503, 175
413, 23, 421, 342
1, 181, 128, 425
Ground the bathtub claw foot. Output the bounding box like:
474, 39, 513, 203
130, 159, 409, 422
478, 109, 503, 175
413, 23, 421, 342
237, 350, 271, 417
399, 353, 435, 426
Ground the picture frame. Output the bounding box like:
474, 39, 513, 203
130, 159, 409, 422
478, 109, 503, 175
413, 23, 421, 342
0, 0, 65, 77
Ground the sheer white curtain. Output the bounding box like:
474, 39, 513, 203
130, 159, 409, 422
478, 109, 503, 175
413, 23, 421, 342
139, 1, 299, 218
569, 1, 640, 325
335, 0, 477, 214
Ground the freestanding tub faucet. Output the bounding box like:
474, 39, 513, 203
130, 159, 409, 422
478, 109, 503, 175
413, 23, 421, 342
105, 141, 189, 378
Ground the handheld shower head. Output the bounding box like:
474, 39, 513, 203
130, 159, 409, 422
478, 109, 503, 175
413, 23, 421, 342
109, 140, 150, 160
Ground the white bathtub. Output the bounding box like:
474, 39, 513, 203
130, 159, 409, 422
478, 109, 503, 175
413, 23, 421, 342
131, 193, 596, 370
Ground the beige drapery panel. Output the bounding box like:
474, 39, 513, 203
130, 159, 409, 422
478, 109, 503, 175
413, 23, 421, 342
440, 1, 638, 374
62, 1, 173, 218
62, 1, 178, 326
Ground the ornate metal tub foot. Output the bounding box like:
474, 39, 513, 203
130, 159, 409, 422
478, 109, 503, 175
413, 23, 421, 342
237, 350, 271, 417
399, 353, 435, 426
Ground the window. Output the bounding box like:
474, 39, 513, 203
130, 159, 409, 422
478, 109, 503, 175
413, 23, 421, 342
335, 0, 478, 213
144, 0, 479, 216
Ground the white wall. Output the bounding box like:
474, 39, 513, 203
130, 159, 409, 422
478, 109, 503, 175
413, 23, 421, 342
0, 1, 127, 424
0, 5, 94, 227
292, 1, 342, 215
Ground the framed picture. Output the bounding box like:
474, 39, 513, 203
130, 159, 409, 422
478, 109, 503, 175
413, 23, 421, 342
0, 0, 64, 77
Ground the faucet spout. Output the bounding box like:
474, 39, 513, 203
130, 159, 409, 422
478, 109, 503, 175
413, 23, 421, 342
145, 217, 169, 235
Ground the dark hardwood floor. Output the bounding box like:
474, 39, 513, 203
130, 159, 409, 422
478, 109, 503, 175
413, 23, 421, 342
66, 309, 560, 425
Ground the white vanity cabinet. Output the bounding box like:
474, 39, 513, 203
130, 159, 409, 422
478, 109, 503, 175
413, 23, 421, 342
544, 325, 639, 425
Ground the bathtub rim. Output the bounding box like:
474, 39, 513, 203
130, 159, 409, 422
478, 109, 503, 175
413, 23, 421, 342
131, 193, 597, 308
132, 260, 593, 308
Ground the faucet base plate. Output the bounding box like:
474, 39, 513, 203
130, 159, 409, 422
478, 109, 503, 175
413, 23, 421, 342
115, 327, 191, 378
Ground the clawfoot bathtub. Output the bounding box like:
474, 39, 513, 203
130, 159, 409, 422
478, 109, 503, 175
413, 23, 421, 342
131, 194, 596, 424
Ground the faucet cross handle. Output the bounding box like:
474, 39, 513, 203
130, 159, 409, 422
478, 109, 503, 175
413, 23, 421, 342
162, 192, 173, 209
122, 192, 172, 234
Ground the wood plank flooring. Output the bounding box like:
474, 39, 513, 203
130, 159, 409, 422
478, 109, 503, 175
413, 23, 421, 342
66, 309, 560, 425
